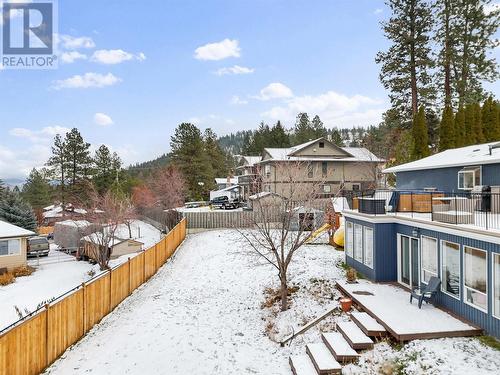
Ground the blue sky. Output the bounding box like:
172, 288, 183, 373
0, 0, 498, 180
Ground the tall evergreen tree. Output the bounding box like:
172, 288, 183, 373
46, 134, 67, 204
329, 128, 343, 146
454, 106, 466, 147
452, 0, 499, 106
472, 102, 485, 143
293, 113, 313, 143
311, 115, 328, 138
412, 106, 430, 158
439, 106, 456, 151
0, 190, 37, 231
204, 128, 229, 178
376, 0, 435, 119
269, 121, 291, 148
482, 97, 500, 141
169, 123, 213, 200
22, 168, 52, 210
0, 179, 5, 200
93, 145, 122, 194
464, 103, 475, 143
64, 128, 92, 189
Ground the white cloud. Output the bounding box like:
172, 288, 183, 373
262, 90, 386, 128
60, 51, 87, 64
215, 65, 254, 76
230, 95, 248, 105
374, 8, 383, 15
94, 112, 114, 126
57, 34, 96, 49
484, 2, 500, 14
9, 126, 70, 143
91, 49, 146, 64
0, 144, 51, 179
194, 39, 241, 61
253, 82, 293, 101
52, 72, 122, 89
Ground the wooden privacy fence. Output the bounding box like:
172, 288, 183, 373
183, 210, 283, 229
0, 218, 187, 375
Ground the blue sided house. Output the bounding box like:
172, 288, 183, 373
343, 142, 500, 339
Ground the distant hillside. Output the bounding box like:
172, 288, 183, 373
127, 154, 170, 175
218, 130, 252, 155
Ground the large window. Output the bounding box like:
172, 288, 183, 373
0, 239, 21, 257
354, 224, 363, 262
346, 222, 353, 257
421, 236, 438, 283
363, 227, 373, 268
464, 246, 487, 311
494, 253, 500, 319
441, 241, 461, 299
458, 166, 481, 190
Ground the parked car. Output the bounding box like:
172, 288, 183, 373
27, 236, 50, 257
210, 195, 240, 209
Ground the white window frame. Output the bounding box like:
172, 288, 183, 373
346, 221, 353, 257
264, 164, 271, 178
463, 246, 488, 313
440, 240, 461, 301
353, 223, 363, 263
0, 238, 21, 257
458, 166, 481, 190
492, 252, 500, 320
322, 184, 331, 193
420, 236, 438, 284
363, 226, 373, 269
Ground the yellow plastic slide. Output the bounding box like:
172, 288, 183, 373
333, 225, 344, 248
306, 223, 332, 243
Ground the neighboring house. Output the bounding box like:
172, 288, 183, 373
257, 137, 383, 198
342, 142, 500, 338
235, 156, 262, 201
209, 185, 242, 202
42, 203, 88, 226
0, 220, 35, 271
383, 142, 500, 192
247, 191, 283, 211
81, 233, 143, 260
214, 177, 238, 191
54, 220, 94, 252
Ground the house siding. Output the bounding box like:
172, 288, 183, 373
345, 215, 500, 338
0, 237, 28, 270
395, 163, 500, 192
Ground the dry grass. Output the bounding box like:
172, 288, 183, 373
12, 265, 35, 277
0, 272, 15, 286
261, 286, 300, 309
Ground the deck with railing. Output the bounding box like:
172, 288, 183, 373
341, 189, 500, 232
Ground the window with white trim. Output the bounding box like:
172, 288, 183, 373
346, 221, 353, 257
0, 239, 21, 257
441, 241, 460, 298
322, 184, 331, 193
421, 236, 438, 283
464, 246, 487, 311
493, 253, 500, 319
363, 227, 373, 268
458, 166, 481, 190
354, 224, 363, 262
264, 165, 271, 178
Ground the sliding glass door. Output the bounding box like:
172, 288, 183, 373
399, 235, 420, 289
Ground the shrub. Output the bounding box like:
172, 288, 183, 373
12, 265, 35, 277
0, 272, 15, 286
346, 267, 357, 282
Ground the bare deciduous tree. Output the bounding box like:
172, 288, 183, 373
83, 187, 136, 270
149, 165, 186, 209
237, 161, 326, 311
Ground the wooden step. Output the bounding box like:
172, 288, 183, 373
322, 332, 360, 363
289, 355, 318, 375
306, 343, 342, 374
350, 312, 386, 337
336, 321, 373, 350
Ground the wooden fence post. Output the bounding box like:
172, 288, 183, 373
108, 271, 112, 312
82, 282, 86, 334
45, 303, 50, 366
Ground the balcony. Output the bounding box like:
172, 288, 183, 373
342, 189, 500, 232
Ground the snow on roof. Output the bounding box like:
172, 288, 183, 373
383, 142, 500, 173
0, 220, 35, 238
55, 220, 91, 227
241, 156, 262, 166
212, 185, 240, 193
248, 191, 278, 200
215, 177, 238, 185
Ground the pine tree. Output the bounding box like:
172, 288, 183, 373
204, 128, 229, 178
464, 103, 475, 144
454, 106, 466, 147
94, 145, 122, 194
0, 179, 5, 200
375, 0, 435, 119
64, 128, 92, 186
452, 0, 499, 106
169, 123, 213, 200
482, 97, 500, 141
46, 134, 67, 204
293, 113, 313, 143
435, 0, 454, 106
311, 115, 328, 138
439, 106, 455, 151
22, 168, 52, 210
411, 106, 430, 159
0, 190, 37, 231
269, 121, 291, 148
330, 129, 343, 146
472, 102, 485, 143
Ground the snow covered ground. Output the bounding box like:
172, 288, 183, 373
0, 220, 162, 330
46, 230, 500, 375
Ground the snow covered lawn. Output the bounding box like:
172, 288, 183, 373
45, 230, 500, 375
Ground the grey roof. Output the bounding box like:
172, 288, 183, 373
0, 220, 35, 238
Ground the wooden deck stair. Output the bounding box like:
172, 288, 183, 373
289, 312, 386, 374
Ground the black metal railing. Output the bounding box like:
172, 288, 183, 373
344, 189, 500, 231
